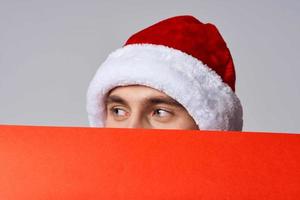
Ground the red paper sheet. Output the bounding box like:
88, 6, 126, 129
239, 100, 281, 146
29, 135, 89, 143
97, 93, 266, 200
0, 125, 299, 199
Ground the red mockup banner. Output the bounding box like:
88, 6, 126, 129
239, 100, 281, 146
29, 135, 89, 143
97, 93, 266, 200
0, 125, 299, 199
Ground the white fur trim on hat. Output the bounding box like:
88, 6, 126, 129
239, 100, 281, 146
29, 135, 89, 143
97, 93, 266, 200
87, 44, 243, 131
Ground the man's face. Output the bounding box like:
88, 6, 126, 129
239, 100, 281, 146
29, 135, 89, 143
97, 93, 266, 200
104, 85, 198, 130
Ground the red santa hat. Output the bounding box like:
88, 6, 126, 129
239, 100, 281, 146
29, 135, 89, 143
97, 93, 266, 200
87, 15, 243, 130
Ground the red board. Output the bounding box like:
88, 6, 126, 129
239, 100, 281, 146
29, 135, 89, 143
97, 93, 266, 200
0, 125, 299, 199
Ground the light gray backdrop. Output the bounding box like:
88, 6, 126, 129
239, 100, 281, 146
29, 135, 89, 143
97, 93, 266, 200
0, 0, 299, 133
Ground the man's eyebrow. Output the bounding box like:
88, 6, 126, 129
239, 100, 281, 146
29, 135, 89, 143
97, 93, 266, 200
105, 95, 128, 106
105, 94, 183, 107
146, 96, 183, 107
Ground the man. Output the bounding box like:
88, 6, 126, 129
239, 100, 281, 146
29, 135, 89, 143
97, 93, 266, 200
86, 15, 243, 131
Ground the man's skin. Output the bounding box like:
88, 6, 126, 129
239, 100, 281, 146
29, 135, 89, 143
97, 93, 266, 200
104, 85, 199, 130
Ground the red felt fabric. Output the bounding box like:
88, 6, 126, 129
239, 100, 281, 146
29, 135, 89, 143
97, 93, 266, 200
0, 125, 299, 199
125, 15, 236, 91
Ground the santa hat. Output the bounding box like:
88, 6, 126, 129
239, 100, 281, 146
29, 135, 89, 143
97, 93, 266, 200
87, 15, 243, 131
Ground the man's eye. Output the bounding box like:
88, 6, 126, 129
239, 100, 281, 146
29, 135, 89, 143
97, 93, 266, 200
111, 107, 127, 117
152, 109, 171, 117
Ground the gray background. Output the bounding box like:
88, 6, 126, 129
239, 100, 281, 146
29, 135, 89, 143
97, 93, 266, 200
0, 0, 299, 133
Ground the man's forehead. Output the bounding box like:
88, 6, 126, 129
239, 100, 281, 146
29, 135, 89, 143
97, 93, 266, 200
108, 85, 163, 95
106, 85, 182, 107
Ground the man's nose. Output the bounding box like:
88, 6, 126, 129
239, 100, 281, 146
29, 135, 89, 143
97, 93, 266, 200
126, 114, 149, 129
